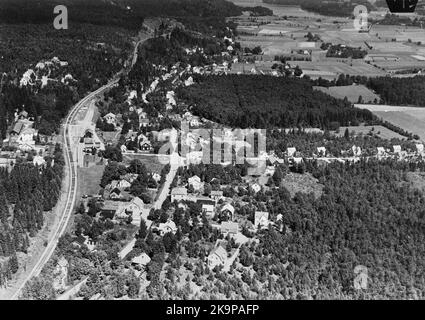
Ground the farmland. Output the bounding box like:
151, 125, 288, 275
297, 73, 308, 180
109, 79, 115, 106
335, 125, 407, 140
314, 84, 381, 103
358, 104, 425, 140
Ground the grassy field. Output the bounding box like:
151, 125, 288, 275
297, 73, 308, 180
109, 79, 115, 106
122, 153, 165, 174
335, 125, 406, 140
281, 173, 324, 199
314, 85, 380, 103
358, 104, 425, 141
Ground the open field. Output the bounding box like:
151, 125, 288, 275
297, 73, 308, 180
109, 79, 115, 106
358, 104, 425, 140
122, 153, 165, 173
281, 173, 324, 199
314, 85, 380, 103
335, 125, 407, 140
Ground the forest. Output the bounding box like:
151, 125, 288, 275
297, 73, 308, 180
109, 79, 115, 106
177, 75, 376, 130
0, 144, 64, 287
312, 74, 425, 107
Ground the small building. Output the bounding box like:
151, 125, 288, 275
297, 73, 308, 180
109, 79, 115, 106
265, 166, 276, 176
417, 144, 424, 155
317, 147, 326, 157
210, 190, 223, 202
152, 173, 161, 183
171, 187, 188, 202
221, 221, 238, 235
139, 140, 152, 152
207, 246, 227, 270
220, 203, 235, 220
103, 113, 116, 125
352, 145, 362, 157
157, 220, 178, 235
393, 145, 402, 154
33, 155, 46, 167
131, 253, 151, 268
202, 204, 215, 217
251, 183, 261, 194
140, 118, 150, 128
377, 147, 386, 157
287, 147, 296, 157
188, 175, 203, 191
254, 211, 270, 230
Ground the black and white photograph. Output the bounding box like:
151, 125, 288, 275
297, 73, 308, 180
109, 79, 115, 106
0, 0, 425, 308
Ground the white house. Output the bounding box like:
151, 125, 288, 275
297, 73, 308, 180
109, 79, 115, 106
210, 190, 223, 202
158, 220, 178, 235
220, 203, 235, 220
377, 147, 386, 157
124, 197, 144, 226
171, 187, 188, 202
254, 211, 270, 230
352, 145, 362, 157
287, 147, 296, 157
188, 175, 203, 192
207, 246, 227, 269
131, 253, 151, 268
202, 204, 215, 217
251, 183, 261, 194
393, 145, 402, 154
103, 113, 116, 125
33, 155, 46, 167
265, 166, 276, 176
416, 144, 424, 155
317, 147, 326, 157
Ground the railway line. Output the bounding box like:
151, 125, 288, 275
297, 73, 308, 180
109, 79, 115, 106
10, 80, 118, 300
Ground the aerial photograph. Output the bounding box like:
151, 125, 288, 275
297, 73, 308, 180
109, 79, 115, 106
1, 0, 425, 306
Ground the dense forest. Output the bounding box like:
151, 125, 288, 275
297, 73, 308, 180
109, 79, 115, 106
177, 75, 376, 130
312, 74, 425, 107
0, 145, 64, 287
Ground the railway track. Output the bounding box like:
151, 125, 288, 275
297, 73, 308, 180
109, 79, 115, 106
10, 80, 118, 300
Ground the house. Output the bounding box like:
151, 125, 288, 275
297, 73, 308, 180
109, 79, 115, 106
317, 147, 326, 157
210, 190, 223, 202
287, 147, 296, 157
152, 173, 161, 183
254, 211, 270, 230
207, 246, 227, 269
251, 183, 261, 194
221, 221, 238, 235
125, 197, 144, 216
220, 203, 235, 220
202, 204, 215, 217
140, 118, 150, 128
120, 173, 138, 184
33, 155, 46, 167
393, 145, 402, 154
103, 113, 116, 125
131, 253, 151, 268
352, 145, 362, 157
157, 220, 178, 235
10, 121, 25, 136
171, 187, 188, 202
117, 179, 132, 190
109, 188, 123, 200
188, 175, 203, 191
377, 147, 386, 157
416, 144, 424, 155
139, 140, 152, 152
265, 166, 276, 176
